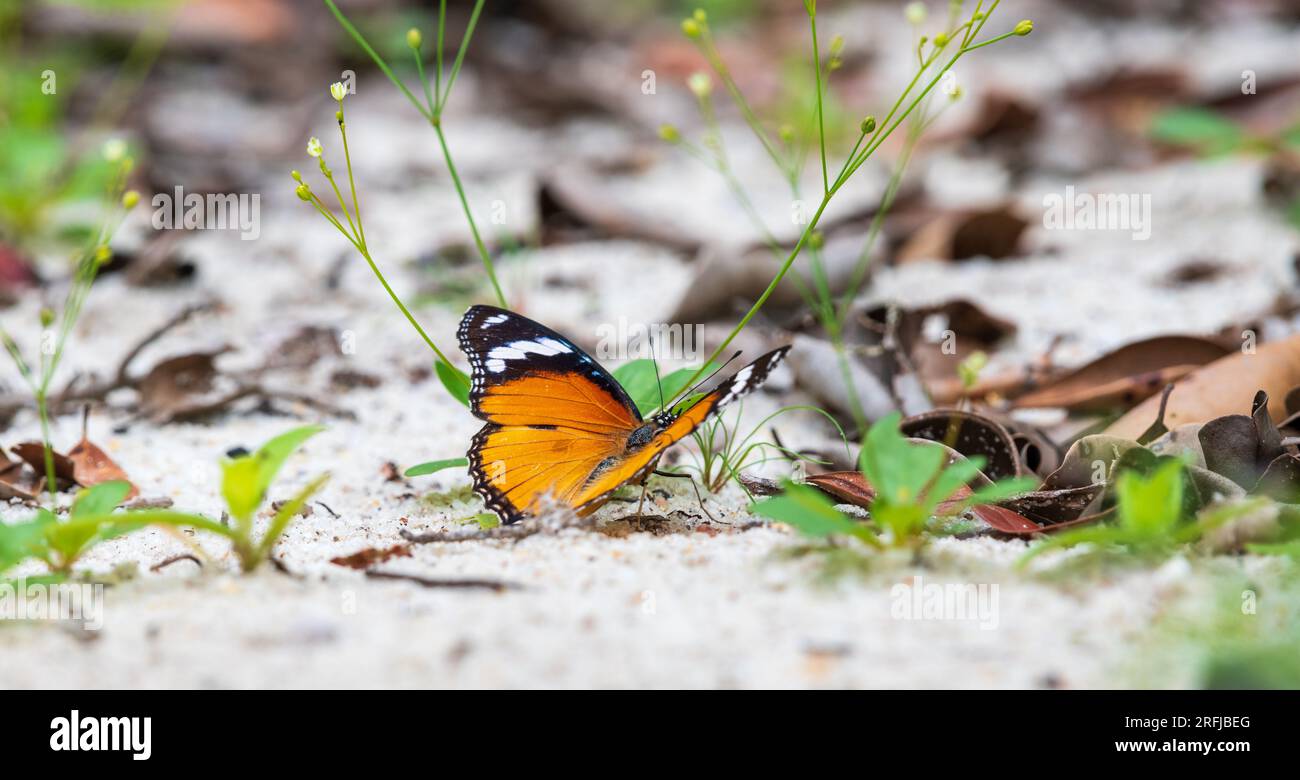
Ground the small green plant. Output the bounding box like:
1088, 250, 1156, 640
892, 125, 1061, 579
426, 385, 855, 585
1018, 459, 1276, 568
214, 425, 330, 571
0, 481, 139, 579
1151, 105, 1300, 228
82, 426, 327, 575
296, 0, 505, 414
754, 412, 1034, 559
687, 403, 847, 493
0, 145, 138, 504
666, 1, 1033, 427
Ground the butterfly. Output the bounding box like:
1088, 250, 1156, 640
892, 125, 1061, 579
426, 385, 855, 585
457, 305, 790, 524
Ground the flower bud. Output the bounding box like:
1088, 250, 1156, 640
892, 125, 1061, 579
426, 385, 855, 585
102, 138, 127, 162
860, 115, 877, 134
291, 169, 303, 183
933, 32, 949, 47
122, 190, 140, 210
904, 2, 927, 25
295, 184, 312, 202
809, 231, 825, 250
693, 9, 706, 23
94, 245, 112, 266
1014, 19, 1033, 36
406, 27, 422, 49
39, 308, 55, 328
681, 18, 701, 38
688, 71, 712, 98
658, 124, 681, 144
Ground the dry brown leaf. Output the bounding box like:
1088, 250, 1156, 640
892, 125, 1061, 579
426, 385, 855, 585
10, 442, 77, 486
893, 206, 1028, 265
1106, 333, 1300, 439
1013, 335, 1231, 411
66, 437, 139, 499
136, 348, 233, 422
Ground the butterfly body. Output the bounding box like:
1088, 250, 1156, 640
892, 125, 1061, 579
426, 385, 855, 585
458, 305, 789, 524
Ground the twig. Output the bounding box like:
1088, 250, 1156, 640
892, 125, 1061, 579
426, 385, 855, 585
400, 508, 595, 544
149, 553, 202, 572
364, 570, 523, 592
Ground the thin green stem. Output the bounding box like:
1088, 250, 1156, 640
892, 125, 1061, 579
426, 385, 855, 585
414, 45, 435, 116
808, 7, 829, 195
436, 0, 485, 114
434, 123, 506, 307
435, 0, 446, 100
323, 0, 430, 121
337, 108, 366, 248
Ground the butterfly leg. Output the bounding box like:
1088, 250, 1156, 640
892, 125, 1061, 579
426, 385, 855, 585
651, 469, 718, 524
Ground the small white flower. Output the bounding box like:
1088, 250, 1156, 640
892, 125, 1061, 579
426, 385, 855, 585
687, 72, 712, 98
102, 138, 127, 162
330, 82, 347, 102
306, 137, 323, 158
905, 2, 927, 25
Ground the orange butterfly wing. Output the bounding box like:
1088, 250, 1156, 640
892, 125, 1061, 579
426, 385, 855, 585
458, 305, 790, 523
459, 307, 643, 523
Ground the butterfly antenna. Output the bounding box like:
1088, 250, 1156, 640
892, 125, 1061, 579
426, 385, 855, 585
651, 334, 667, 414
671, 350, 743, 406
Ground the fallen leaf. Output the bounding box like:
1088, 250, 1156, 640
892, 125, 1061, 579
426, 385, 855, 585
66, 438, 139, 499
900, 410, 1024, 480
10, 442, 77, 488
893, 206, 1028, 264
1106, 333, 1300, 439
1013, 335, 1232, 411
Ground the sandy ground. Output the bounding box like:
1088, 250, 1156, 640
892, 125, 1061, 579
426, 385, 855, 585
5, 2, 1300, 687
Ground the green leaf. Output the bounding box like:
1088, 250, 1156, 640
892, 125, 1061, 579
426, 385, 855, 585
0, 512, 55, 574
859, 413, 945, 507
222, 425, 325, 523
1246, 539, 1300, 561
404, 457, 468, 477
69, 481, 132, 521
922, 456, 986, 515
1116, 459, 1185, 537
255, 473, 330, 567
1150, 107, 1245, 156
751, 483, 877, 546
435, 360, 471, 408
613, 360, 719, 415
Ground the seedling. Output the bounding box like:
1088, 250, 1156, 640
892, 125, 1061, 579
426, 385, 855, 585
687, 403, 847, 494
0, 146, 138, 504
754, 412, 1035, 561
1016, 459, 1265, 568
0, 481, 137, 579
90, 426, 331, 574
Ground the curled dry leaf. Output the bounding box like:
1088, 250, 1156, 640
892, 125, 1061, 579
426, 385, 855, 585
10, 442, 77, 487
900, 410, 1024, 480
1013, 335, 1232, 411
1106, 332, 1300, 439
66, 437, 139, 499
893, 206, 1028, 265
137, 347, 234, 422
